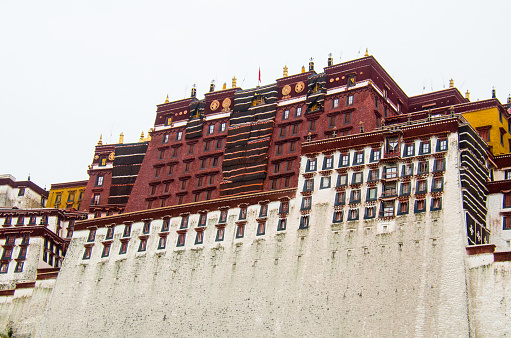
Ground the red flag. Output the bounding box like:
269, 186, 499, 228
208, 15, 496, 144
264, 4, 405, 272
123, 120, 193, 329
258, 67, 261, 84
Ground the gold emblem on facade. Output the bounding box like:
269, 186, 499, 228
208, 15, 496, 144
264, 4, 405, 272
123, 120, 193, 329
222, 98, 231, 111
94, 155, 99, 160
295, 82, 305, 93
282, 85, 291, 96
108, 152, 115, 161
210, 100, 220, 111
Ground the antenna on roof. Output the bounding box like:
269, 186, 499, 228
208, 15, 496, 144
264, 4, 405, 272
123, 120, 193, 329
184, 85, 188, 99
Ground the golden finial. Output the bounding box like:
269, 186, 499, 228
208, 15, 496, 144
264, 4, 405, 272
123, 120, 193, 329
139, 131, 144, 142
283, 65, 288, 77
147, 129, 152, 141
301, 65, 305, 73
364, 48, 369, 57
449, 79, 454, 88
222, 82, 227, 90
97, 134, 102, 145
465, 90, 470, 101
119, 132, 124, 144
232, 76, 237, 88
164, 94, 169, 103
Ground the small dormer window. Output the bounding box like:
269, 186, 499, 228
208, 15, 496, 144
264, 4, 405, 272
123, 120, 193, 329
252, 95, 265, 106
347, 75, 356, 88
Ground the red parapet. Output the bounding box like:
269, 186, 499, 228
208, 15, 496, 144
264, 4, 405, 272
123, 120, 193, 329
466, 244, 496, 255
494, 251, 511, 262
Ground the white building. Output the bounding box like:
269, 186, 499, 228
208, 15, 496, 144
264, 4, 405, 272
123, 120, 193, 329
0, 175, 48, 209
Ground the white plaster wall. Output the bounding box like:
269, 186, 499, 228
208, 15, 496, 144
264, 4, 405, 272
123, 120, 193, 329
16, 188, 43, 209
467, 258, 511, 336
37, 133, 475, 337
0, 185, 43, 209
0, 279, 57, 338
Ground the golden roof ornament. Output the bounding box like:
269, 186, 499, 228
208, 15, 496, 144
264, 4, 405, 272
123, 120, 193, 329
283, 65, 288, 77
301, 65, 305, 73
119, 132, 124, 144
232, 76, 237, 88
222, 82, 227, 90
465, 90, 470, 100
139, 131, 144, 142
164, 94, 169, 103
365, 48, 369, 57
449, 79, 454, 88
97, 134, 103, 145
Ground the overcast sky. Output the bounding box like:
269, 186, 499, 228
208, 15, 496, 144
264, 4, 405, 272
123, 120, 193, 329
1, 0, 510, 190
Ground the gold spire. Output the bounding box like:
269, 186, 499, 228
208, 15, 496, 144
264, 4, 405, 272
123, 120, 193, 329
364, 48, 369, 57
139, 131, 144, 142
465, 90, 470, 101
119, 132, 124, 144
232, 76, 237, 88
283, 65, 288, 77
97, 134, 102, 145
164, 94, 169, 103
147, 129, 152, 141
301, 65, 305, 73
222, 82, 227, 90
449, 79, 454, 88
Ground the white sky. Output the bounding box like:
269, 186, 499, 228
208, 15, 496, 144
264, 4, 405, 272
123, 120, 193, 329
1, 0, 510, 190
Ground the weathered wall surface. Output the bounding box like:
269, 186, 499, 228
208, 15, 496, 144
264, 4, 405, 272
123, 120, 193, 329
38, 186, 471, 336
0, 279, 56, 338
467, 256, 511, 336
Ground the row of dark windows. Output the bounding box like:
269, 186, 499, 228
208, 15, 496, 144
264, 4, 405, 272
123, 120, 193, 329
0, 261, 25, 274
305, 140, 447, 172
43, 237, 61, 268
1, 235, 30, 272
88, 203, 290, 244
331, 197, 442, 222
155, 157, 220, 178
303, 170, 444, 194
150, 175, 217, 196
161, 122, 227, 145
2, 215, 50, 226
84, 203, 290, 259
301, 192, 442, 215
146, 188, 215, 209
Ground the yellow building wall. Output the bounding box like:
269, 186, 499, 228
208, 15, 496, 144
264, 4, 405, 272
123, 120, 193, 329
47, 186, 86, 210
463, 107, 510, 155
